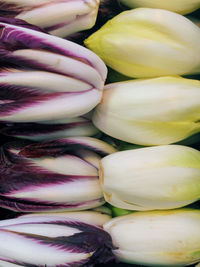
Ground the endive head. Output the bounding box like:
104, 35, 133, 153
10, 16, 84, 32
0, 211, 115, 266
0, 17, 107, 123
103, 208, 200, 266
0, 137, 116, 212
100, 145, 200, 211
120, 0, 200, 15
85, 8, 200, 78
93, 76, 200, 145
0, 0, 100, 37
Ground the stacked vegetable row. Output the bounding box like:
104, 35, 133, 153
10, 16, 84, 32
0, 0, 200, 266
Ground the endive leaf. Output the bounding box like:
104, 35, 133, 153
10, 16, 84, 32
0, 137, 115, 212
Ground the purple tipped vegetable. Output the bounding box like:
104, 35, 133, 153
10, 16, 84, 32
0, 17, 107, 123
0, 0, 100, 38
1, 114, 99, 141
17, 209, 112, 227
0, 212, 115, 266
0, 137, 116, 212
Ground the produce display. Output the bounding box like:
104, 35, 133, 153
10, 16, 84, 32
0, 0, 199, 267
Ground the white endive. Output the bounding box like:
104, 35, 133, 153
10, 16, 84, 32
0, 211, 114, 267
85, 8, 200, 78
0, 17, 107, 123
0, 137, 116, 212
120, 0, 200, 15
0, 0, 100, 37
93, 76, 200, 145
104, 209, 200, 266
100, 145, 200, 210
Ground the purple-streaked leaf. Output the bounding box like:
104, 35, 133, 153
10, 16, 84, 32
0, 0, 100, 38
0, 85, 101, 123
0, 17, 107, 123
19, 137, 117, 158
15, 210, 111, 227
0, 197, 105, 213
0, 16, 47, 32
0, 213, 115, 266
0, 17, 107, 80
0, 137, 116, 212
1, 116, 98, 141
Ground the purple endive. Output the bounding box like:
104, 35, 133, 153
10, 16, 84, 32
0, 212, 115, 267
0, 0, 100, 38
0, 17, 107, 123
14, 209, 112, 228
1, 114, 99, 141
0, 137, 116, 212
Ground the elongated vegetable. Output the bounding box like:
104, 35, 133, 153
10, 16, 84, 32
104, 209, 200, 266
1, 114, 98, 141
93, 76, 200, 145
0, 17, 107, 123
0, 211, 115, 267
0, 137, 116, 212
120, 0, 200, 15
9, 210, 112, 228
0, 0, 100, 37
85, 8, 200, 78
100, 145, 200, 210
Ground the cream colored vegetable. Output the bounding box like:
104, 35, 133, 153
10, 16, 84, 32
93, 76, 200, 145
104, 209, 200, 266
120, 0, 200, 15
100, 145, 200, 210
85, 8, 200, 78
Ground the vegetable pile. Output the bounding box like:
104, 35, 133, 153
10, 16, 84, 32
0, 0, 200, 266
